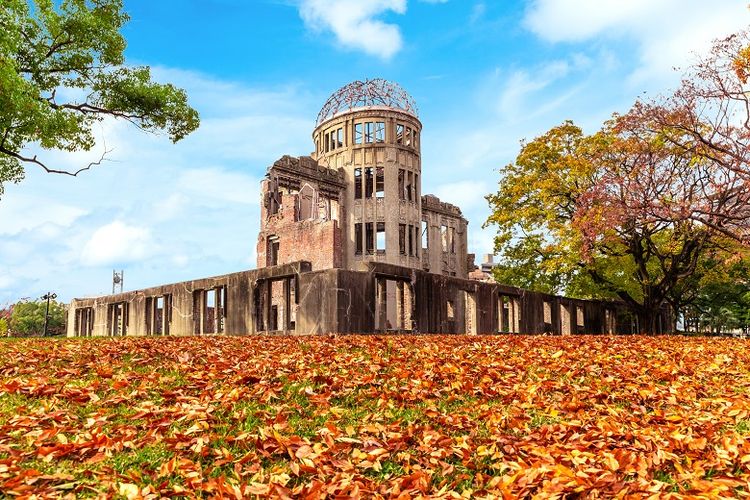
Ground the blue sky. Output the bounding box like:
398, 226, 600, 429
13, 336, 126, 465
1, 0, 748, 304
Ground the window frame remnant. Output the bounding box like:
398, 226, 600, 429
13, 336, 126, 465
396, 123, 404, 145
268, 235, 280, 266
399, 224, 406, 255
374, 121, 385, 143
146, 294, 172, 336
354, 168, 362, 199
375, 166, 384, 198
107, 302, 128, 336
297, 184, 315, 221
366, 222, 374, 255
75, 307, 94, 337
355, 223, 363, 255
376, 222, 386, 254
365, 167, 374, 198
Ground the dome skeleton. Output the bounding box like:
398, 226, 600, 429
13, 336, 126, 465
316, 78, 419, 126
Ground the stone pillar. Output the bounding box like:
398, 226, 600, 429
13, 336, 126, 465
376, 278, 387, 330
512, 298, 521, 333
396, 281, 404, 329
403, 282, 414, 331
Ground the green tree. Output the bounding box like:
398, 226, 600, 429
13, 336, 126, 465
0, 0, 199, 197
10, 299, 65, 336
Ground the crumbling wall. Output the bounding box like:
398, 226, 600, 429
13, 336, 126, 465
68, 262, 669, 337
257, 156, 346, 271
67, 262, 311, 337
421, 195, 469, 278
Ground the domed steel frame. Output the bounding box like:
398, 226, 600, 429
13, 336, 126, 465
316, 78, 418, 125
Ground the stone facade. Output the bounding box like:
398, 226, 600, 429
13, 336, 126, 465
66, 79, 673, 337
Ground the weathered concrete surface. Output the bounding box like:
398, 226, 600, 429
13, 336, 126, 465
68, 262, 667, 336
67, 80, 671, 338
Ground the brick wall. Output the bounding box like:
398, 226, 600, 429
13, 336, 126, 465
257, 187, 343, 271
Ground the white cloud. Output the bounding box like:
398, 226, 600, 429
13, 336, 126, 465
523, 0, 749, 85
0, 194, 88, 235
0, 68, 313, 303
81, 221, 154, 266
298, 0, 407, 60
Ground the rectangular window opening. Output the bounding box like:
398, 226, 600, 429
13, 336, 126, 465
396, 123, 404, 145
399, 224, 406, 255
268, 236, 279, 266
205, 289, 217, 334
375, 122, 385, 143
398, 169, 405, 200
355, 223, 363, 255
408, 224, 414, 256
375, 167, 384, 198
354, 168, 362, 199
406, 171, 413, 202
365, 122, 374, 143
354, 123, 363, 144
405, 127, 412, 147
365, 167, 374, 198
376, 222, 386, 254
366, 222, 374, 255
441, 225, 448, 253
337, 128, 343, 148
421, 220, 428, 249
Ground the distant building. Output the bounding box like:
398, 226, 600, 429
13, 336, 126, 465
67, 79, 670, 336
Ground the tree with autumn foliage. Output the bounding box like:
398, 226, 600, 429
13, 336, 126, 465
486, 29, 750, 334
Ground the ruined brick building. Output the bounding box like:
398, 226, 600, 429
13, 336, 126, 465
67, 79, 671, 337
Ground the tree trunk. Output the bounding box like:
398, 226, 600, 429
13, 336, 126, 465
637, 308, 659, 335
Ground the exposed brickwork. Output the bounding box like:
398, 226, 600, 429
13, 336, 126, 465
257, 156, 346, 271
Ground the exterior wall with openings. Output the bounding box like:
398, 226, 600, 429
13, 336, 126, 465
256, 155, 346, 271
421, 195, 469, 278
66, 79, 673, 337
67, 261, 671, 337
311, 107, 424, 272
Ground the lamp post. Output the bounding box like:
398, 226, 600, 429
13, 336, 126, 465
41, 292, 57, 337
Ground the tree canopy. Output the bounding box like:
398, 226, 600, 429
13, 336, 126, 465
9, 299, 65, 336
486, 28, 750, 334
0, 0, 199, 197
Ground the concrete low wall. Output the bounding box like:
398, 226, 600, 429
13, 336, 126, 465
68, 261, 669, 337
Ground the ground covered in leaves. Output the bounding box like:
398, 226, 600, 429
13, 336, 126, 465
0, 335, 749, 498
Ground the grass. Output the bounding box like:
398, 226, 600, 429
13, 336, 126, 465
1, 334, 750, 497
